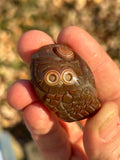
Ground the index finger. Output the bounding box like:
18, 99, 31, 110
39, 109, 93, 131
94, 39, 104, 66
17, 30, 54, 64
57, 26, 120, 104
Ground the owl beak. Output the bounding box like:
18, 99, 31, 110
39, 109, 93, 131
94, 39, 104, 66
58, 80, 63, 86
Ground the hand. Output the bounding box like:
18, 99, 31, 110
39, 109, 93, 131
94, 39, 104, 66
7, 26, 120, 160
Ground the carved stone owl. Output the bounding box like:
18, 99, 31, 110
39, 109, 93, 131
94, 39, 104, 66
30, 44, 101, 122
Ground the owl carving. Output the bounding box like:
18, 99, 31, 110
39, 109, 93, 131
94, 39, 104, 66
30, 44, 101, 122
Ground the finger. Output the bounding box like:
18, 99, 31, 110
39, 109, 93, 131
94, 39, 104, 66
83, 102, 120, 160
23, 102, 71, 160
57, 26, 120, 104
17, 30, 54, 64
7, 80, 39, 110
64, 122, 88, 159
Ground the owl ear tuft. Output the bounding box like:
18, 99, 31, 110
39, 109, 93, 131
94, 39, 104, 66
53, 45, 75, 60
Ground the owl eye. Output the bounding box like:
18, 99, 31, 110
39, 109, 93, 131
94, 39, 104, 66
44, 70, 60, 86
61, 69, 76, 85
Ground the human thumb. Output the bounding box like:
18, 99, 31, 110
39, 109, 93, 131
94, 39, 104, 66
83, 102, 120, 160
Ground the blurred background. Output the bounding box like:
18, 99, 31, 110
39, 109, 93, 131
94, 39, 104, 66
0, 0, 120, 159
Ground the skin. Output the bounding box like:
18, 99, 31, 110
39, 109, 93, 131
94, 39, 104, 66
7, 26, 120, 160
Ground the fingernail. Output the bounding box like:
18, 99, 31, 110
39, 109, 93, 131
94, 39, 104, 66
99, 110, 120, 142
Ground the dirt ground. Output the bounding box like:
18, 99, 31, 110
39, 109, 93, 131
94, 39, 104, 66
0, 0, 120, 159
